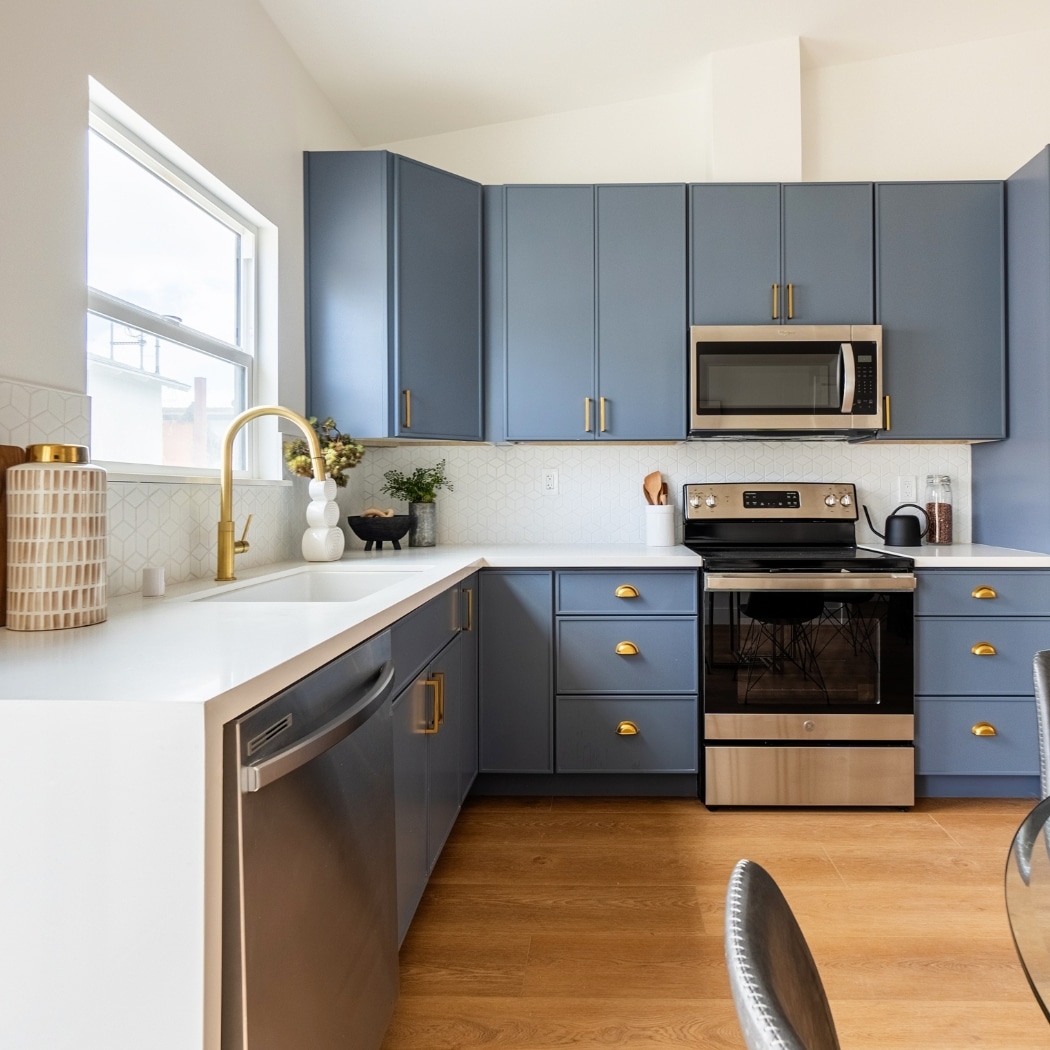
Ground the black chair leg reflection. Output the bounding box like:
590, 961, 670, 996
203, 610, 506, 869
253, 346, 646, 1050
725, 859, 841, 1050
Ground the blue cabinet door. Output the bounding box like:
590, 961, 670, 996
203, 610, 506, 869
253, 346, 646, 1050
781, 183, 874, 324
392, 675, 428, 944
426, 633, 463, 871
876, 182, 1005, 440
504, 186, 595, 440
596, 184, 687, 440
690, 183, 780, 325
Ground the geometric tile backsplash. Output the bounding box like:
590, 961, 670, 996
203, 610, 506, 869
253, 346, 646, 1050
2, 377, 972, 597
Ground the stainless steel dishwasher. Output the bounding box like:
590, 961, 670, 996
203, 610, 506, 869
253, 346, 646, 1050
222, 631, 398, 1050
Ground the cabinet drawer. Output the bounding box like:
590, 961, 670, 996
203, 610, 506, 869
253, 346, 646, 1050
556, 617, 698, 694
915, 697, 1038, 776
391, 587, 459, 693
556, 697, 698, 773
556, 570, 698, 615
916, 617, 1050, 695
916, 571, 1050, 616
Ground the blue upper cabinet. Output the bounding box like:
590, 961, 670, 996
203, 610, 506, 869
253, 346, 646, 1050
689, 183, 874, 325
500, 183, 687, 441
876, 182, 1005, 441
304, 151, 483, 441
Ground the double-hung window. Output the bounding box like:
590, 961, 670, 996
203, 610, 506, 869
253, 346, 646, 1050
86, 107, 256, 473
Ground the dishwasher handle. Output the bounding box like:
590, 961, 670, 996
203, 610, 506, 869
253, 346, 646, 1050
242, 660, 396, 793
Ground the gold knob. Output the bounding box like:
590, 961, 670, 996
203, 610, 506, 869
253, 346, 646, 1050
971, 642, 997, 656
614, 584, 639, 599
971, 586, 998, 600
615, 641, 640, 656
615, 721, 639, 736
971, 722, 998, 737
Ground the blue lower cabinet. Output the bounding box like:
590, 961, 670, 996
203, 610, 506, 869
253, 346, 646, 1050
556, 697, 698, 773
916, 697, 1038, 778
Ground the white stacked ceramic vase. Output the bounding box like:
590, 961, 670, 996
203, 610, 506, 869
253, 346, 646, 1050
302, 476, 345, 561
6, 444, 108, 631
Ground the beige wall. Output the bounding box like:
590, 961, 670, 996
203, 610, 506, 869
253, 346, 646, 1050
0, 0, 356, 403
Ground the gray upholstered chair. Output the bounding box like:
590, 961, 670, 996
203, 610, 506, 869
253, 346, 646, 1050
724, 859, 841, 1050
1033, 650, 1050, 798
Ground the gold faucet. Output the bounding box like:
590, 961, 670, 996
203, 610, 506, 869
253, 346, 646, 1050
217, 406, 326, 581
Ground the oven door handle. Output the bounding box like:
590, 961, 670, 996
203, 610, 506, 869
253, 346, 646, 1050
839, 342, 856, 415
704, 572, 916, 592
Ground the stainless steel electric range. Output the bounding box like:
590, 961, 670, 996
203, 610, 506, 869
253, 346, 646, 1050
683, 482, 916, 808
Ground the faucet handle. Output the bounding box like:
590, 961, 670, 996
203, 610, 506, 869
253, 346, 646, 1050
234, 514, 253, 555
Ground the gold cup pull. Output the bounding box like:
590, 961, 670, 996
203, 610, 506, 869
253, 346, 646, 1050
616, 720, 639, 736
615, 641, 640, 656
614, 584, 639, 599
971, 721, 998, 737
971, 642, 997, 656
971, 586, 998, 600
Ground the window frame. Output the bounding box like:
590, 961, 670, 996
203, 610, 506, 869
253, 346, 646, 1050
87, 104, 259, 480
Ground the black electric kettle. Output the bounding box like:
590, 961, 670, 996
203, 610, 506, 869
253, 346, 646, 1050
863, 503, 930, 547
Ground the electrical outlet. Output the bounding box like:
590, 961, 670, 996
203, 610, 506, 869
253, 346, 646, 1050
541, 468, 558, 496
898, 475, 917, 502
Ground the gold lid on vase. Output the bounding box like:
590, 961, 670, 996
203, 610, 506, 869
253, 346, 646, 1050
25, 444, 89, 464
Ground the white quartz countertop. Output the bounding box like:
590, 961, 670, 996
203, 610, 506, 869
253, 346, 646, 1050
860, 542, 1050, 567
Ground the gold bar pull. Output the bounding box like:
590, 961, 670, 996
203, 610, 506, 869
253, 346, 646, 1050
402, 389, 412, 428
615, 640, 640, 656
771, 284, 779, 320
584, 397, 592, 433
971, 642, 997, 656
463, 587, 474, 632
883, 395, 891, 431
787, 283, 794, 319
614, 584, 639, 599
599, 396, 608, 433
971, 721, 998, 737
615, 720, 639, 736
423, 672, 445, 733
971, 586, 998, 600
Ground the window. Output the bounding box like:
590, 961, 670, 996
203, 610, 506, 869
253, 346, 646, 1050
86, 106, 256, 473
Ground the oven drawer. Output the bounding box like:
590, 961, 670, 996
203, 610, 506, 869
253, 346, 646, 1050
915, 697, 1039, 776
915, 617, 1050, 695
704, 745, 914, 807
556, 570, 698, 616
705, 711, 913, 742
556, 697, 698, 773
556, 617, 698, 694
916, 571, 1050, 617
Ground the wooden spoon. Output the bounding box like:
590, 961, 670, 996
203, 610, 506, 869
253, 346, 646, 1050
643, 471, 661, 505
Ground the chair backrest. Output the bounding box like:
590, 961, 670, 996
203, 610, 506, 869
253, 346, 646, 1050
724, 859, 841, 1050
1033, 651, 1050, 799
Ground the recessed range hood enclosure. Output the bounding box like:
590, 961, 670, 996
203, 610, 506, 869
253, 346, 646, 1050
688, 324, 884, 440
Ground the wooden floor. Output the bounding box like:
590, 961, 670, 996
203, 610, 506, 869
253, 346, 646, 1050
381, 795, 1050, 1049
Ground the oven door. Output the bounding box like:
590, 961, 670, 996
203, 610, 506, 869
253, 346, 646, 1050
702, 571, 915, 806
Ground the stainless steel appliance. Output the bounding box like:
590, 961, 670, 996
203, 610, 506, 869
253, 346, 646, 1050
688, 324, 884, 437
222, 631, 398, 1050
684, 482, 915, 807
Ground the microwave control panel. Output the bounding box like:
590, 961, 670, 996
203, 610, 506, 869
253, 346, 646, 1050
852, 347, 878, 414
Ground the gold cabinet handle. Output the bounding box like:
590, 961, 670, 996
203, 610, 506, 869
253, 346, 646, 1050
971, 586, 998, 600
402, 388, 412, 428
599, 396, 608, 433
971, 642, 997, 656
463, 587, 473, 632
615, 720, 640, 736
971, 721, 998, 737
787, 282, 794, 319
883, 395, 891, 431
771, 283, 779, 320
423, 672, 445, 733
615, 641, 639, 656
614, 584, 639, 599
584, 397, 592, 433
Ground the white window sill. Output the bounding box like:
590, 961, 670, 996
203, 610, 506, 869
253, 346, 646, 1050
102, 469, 291, 487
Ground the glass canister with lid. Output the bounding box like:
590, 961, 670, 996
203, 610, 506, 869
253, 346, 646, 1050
924, 474, 953, 545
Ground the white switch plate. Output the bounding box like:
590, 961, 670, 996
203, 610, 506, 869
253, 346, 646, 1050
898, 475, 917, 502
541, 468, 558, 496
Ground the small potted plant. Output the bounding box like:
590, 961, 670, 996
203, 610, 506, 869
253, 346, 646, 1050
283, 417, 364, 487
380, 459, 453, 547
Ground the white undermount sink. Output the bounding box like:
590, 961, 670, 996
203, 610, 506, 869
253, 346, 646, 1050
195, 568, 423, 603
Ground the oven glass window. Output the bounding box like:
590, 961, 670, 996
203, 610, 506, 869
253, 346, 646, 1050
703, 588, 913, 712
695, 344, 842, 414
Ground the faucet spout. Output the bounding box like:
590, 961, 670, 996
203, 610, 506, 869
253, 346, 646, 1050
217, 406, 326, 581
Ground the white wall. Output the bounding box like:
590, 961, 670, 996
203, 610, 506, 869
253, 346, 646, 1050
0, 0, 357, 405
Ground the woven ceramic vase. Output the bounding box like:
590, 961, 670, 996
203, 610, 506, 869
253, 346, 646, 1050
5, 444, 108, 631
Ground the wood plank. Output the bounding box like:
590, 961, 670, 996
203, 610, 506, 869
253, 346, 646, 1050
0, 444, 27, 628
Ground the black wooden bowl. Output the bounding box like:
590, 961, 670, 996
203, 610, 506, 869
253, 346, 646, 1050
346, 514, 412, 551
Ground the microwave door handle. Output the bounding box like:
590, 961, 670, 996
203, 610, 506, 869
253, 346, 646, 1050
839, 342, 857, 414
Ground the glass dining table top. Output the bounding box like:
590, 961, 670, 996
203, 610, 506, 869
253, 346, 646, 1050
1006, 794, 1050, 1022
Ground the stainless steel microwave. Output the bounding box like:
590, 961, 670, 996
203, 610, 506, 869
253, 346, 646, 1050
688, 324, 884, 438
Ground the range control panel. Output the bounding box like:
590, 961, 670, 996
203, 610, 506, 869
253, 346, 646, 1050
683, 482, 858, 521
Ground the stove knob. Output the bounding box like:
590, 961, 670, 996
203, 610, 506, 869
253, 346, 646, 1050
824, 495, 837, 507
688, 495, 702, 509
839, 494, 852, 507
705, 495, 717, 508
